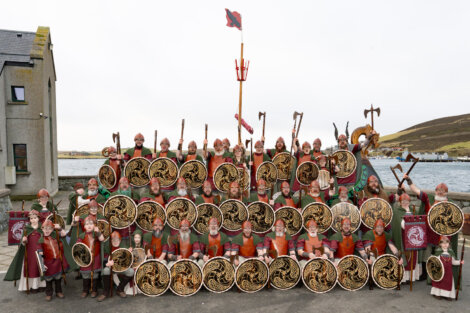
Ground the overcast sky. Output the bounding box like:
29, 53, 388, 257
2, 1, 469, 151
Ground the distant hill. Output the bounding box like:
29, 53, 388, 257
379, 113, 470, 156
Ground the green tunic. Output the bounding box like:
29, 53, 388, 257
274, 194, 299, 207
125, 146, 153, 158
30, 200, 55, 213
247, 191, 272, 203
110, 188, 139, 202
362, 229, 393, 254
66, 192, 79, 225
300, 193, 326, 209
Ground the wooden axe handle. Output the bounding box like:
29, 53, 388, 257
398, 159, 419, 186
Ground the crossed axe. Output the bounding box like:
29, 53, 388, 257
390, 153, 419, 188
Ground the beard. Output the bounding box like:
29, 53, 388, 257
180, 230, 190, 241
88, 189, 98, 196
209, 229, 218, 236
275, 231, 285, 237
153, 229, 162, 237
339, 196, 349, 202
203, 190, 212, 197
151, 189, 161, 196
367, 185, 380, 195
308, 231, 317, 237
310, 192, 320, 197
258, 189, 266, 195
435, 195, 447, 201
215, 150, 224, 156
178, 189, 188, 197
342, 230, 351, 236
229, 191, 241, 199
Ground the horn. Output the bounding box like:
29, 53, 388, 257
345, 121, 350, 140
333, 123, 338, 141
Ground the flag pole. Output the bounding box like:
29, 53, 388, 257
238, 40, 244, 146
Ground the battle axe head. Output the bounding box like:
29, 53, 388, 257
364, 104, 381, 118
293, 111, 301, 120
405, 153, 418, 163
258, 111, 266, 120
112, 132, 119, 143
391, 163, 403, 172
245, 139, 251, 149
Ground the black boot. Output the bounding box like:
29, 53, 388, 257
55, 279, 64, 299
45, 280, 53, 301
81, 279, 91, 298
97, 275, 111, 302
91, 279, 99, 298
116, 274, 132, 298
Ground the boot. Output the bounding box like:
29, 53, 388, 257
81, 279, 91, 298
116, 275, 132, 298
55, 279, 64, 299
90, 279, 99, 298
97, 275, 111, 302
45, 280, 53, 301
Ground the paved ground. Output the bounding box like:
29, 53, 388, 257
0, 192, 469, 312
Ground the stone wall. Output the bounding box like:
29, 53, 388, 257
59, 175, 94, 191
0, 189, 12, 233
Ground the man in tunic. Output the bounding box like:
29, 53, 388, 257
143, 217, 169, 263
70, 199, 106, 245
222, 181, 246, 203
327, 218, 367, 262
66, 183, 85, 225
103, 146, 122, 192
362, 219, 400, 262
156, 137, 177, 161
140, 177, 167, 206
222, 138, 232, 157
274, 181, 299, 210
30, 189, 56, 222
247, 179, 273, 204
296, 220, 331, 268
328, 186, 354, 207
356, 175, 393, 206
199, 218, 231, 266
166, 177, 195, 202
292, 141, 315, 192
300, 180, 335, 208
312, 138, 324, 160
78, 178, 107, 206
263, 219, 297, 264
167, 219, 201, 266
267, 137, 288, 159
123, 133, 153, 161
110, 177, 139, 202
248, 140, 271, 191
231, 221, 264, 266
195, 180, 221, 205
203, 138, 233, 189
176, 140, 204, 163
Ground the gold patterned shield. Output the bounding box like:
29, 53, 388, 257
111, 248, 133, 273
97, 219, 111, 242
103, 195, 137, 229
214, 162, 239, 192
169, 259, 203, 297
219, 199, 248, 231
72, 242, 92, 267
235, 258, 269, 293
131, 248, 147, 269
332, 150, 357, 178
302, 258, 338, 293
360, 198, 393, 229
272, 152, 296, 180
426, 255, 445, 282
427, 201, 464, 236
296, 161, 320, 186
165, 198, 198, 230
136, 201, 166, 232
148, 157, 178, 188
318, 170, 331, 191
247, 201, 275, 234
124, 157, 151, 187
238, 168, 250, 191
194, 203, 223, 235
371, 254, 404, 290
178, 160, 207, 189
269, 256, 301, 290
256, 161, 278, 190
337, 255, 370, 291
98, 164, 117, 190
330, 202, 361, 233
73, 203, 104, 220
202, 257, 235, 293
45, 214, 65, 231
302, 203, 333, 234
275, 206, 303, 236
135, 259, 170, 297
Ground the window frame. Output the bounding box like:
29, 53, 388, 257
11, 86, 25, 102
13, 144, 28, 172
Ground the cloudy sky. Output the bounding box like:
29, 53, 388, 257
2, 0, 469, 151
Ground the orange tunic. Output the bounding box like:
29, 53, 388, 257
299, 154, 311, 165
208, 155, 224, 178
150, 236, 163, 258
208, 234, 223, 258
239, 236, 256, 258
186, 154, 197, 161
285, 198, 296, 208
179, 237, 193, 258
371, 231, 387, 256
270, 236, 288, 257
336, 235, 355, 258
159, 151, 168, 158
253, 154, 264, 172
153, 195, 165, 206
132, 149, 142, 158
257, 194, 269, 203
304, 235, 323, 256
201, 195, 214, 204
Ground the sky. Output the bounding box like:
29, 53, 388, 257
2, 0, 469, 151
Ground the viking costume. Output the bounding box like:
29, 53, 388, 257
140, 177, 168, 206
30, 189, 56, 223
247, 179, 271, 203
177, 140, 204, 163
231, 221, 264, 263
166, 177, 195, 202
362, 219, 395, 257
123, 133, 153, 161
263, 220, 296, 259
300, 180, 333, 208
167, 219, 201, 267
66, 183, 84, 225
292, 141, 315, 192
274, 181, 299, 210
110, 177, 139, 202
296, 220, 330, 268
78, 178, 108, 206
206, 139, 233, 189
328, 186, 354, 207
328, 218, 365, 260
69, 200, 106, 246
430, 236, 462, 299
142, 218, 170, 262
199, 218, 231, 266
195, 181, 221, 205
103, 146, 122, 192
249, 140, 271, 190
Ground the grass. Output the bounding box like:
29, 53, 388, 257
437, 141, 470, 151
379, 128, 420, 143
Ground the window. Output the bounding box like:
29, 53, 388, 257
13, 144, 27, 172
11, 86, 25, 102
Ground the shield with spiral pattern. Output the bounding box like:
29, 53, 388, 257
148, 157, 179, 188
371, 254, 404, 290
235, 258, 269, 293
98, 164, 117, 190
178, 160, 207, 189
275, 206, 302, 236
124, 157, 151, 187
302, 202, 333, 234
332, 150, 357, 178
169, 259, 203, 297
337, 255, 370, 291
194, 203, 223, 235
247, 201, 275, 234
256, 161, 278, 190
103, 195, 137, 229
202, 257, 235, 293
136, 201, 166, 232
268, 256, 301, 290
165, 198, 198, 230
302, 258, 337, 293
427, 201, 464, 236
214, 162, 239, 192
135, 259, 170, 297
426, 255, 445, 282
360, 198, 393, 230
219, 199, 248, 231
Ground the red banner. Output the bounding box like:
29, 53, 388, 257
403, 215, 427, 250
8, 211, 28, 246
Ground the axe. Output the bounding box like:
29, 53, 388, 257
258, 111, 266, 139
203, 124, 208, 154
246, 138, 253, 190
294, 111, 304, 139
398, 154, 419, 187
390, 164, 403, 185
112, 132, 121, 155
154, 130, 158, 154
364, 104, 381, 130
178, 119, 185, 151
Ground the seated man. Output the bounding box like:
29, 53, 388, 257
247, 179, 273, 205
327, 218, 367, 263
78, 178, 107, 206
263, 219, 297, 264
274, 181, 299, 210
143, 217, 170, 264
296, 220, 331, 268
362, 219, 400, 262
231, 221, 264, 266
167, 219, 201, 267
195, 180, 220, 205
140, 177, 167, 207
166, 177, 195, 202
300, 180, 335, 208
199, 218, 231, 267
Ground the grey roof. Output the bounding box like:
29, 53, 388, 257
0, 29, 36, 74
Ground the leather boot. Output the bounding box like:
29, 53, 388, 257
45, 280, 53, 301
116, 274, 131, 298
81, 279, 90, 298
90, 279, 99, 298
97, 275, 111, 302
55, 279, 64, 298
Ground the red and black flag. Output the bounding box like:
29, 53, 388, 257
225, 8, 242, 30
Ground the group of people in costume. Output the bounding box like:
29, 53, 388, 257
4, 130, 464, 302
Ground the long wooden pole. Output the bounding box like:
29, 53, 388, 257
237, 43, 244, 146
410, 205, 415, 291
456, 238, 465, 300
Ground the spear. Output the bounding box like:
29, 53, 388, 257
456, 238, 466, 300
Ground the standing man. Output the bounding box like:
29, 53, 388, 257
203, 138, 233, 189
248, 140, 271, 190
176, 140, 204, 163
123, 133, 153, 161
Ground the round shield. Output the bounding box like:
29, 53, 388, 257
178, 160, 207, 189
256, 161, 278, 190
131, 248, 147, 269
103, 195, 137, 229
71, 242, 92, 268
202, 256, 235, 293
275, 206, 303, 236
332, 150, 357, 178
214, 162, 239, 192
98, 164, 117, 190
426, 255, 445, 282
302, 258, 338, 293
360, 198, 393, 229
302, 202, 333, 234
194, 203, 223, 235
165, 198, 198, 230
148, 157, 178, 188
371, 254, 404, 290
318, 170, 331, 191
97, 219, 111, 242
272, 152, 296, 180
337, 255, 370, 291
247, 201, 275, 234
124, 157, 151, 187
73, 203, 104, 220
235, 258, 269, 293
296, 161, 320, 186
136, 201, 166, 232
428, 201, 464, 236
269, 256, 301, 290
330, 202, 361, 233
169, 259, 203, 297
45, 214, 65, 231
111, 248, 133, 273
238, 167, 250, 191
134, 259, 171, 297
219, 199, 248, 231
